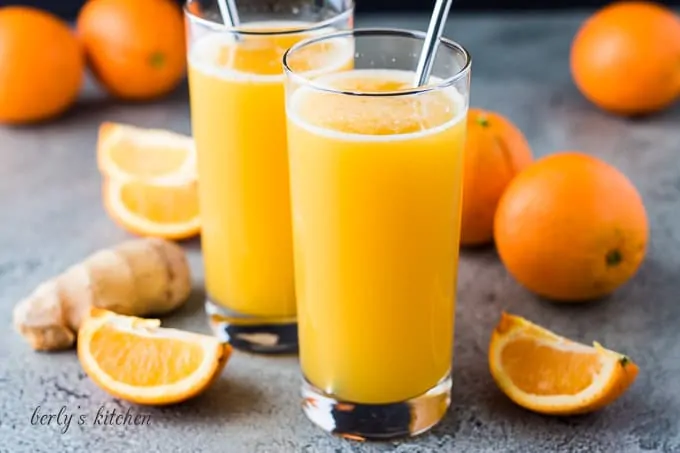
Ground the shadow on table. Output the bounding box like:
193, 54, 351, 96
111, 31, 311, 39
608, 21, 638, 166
127, 373, 266, 428
164, 280, 206, 323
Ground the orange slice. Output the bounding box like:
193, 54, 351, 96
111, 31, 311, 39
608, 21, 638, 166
488, 312, 638, 416
96, 122, 200, 240
97, 122, 195, 182
103, 178, 201, 240
78, 309, 232, 405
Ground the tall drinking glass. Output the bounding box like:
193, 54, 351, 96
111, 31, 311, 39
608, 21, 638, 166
284, 29, 471, 438
185, 0, 354, 353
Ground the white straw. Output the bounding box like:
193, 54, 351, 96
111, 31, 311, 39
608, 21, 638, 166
217, 0, 240, 27
413, 0, 455, 87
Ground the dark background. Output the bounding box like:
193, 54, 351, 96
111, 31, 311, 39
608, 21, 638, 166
1, 0, 678, 19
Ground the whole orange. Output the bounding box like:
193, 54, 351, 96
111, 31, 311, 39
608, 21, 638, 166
460, 109, 533, 246
77, 0, 187, 100
570, 1, 680, 115
494, 152, 648, 302
0, 7, 84, 124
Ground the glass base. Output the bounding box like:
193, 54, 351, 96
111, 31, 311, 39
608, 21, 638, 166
301, 373, 452, 441
205, 299, 298, 354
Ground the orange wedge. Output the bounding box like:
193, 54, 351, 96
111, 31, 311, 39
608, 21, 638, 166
97, 122, 196, 182
488, 312, 639, 416
78, 309, 232, 406
97, 122, 200, 240
103, 178, 201, 240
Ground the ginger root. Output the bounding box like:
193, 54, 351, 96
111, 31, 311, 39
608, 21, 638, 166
13, 238, 192, 351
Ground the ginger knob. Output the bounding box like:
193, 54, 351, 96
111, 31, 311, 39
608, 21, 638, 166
13, 238, 192, 351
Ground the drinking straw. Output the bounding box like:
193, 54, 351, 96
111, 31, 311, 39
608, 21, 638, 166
413, 0, 455, 87
217, 0, 240, 27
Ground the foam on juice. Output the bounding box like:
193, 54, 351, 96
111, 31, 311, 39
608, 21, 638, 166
189, 21, 354, 84
287, 69, 467, 142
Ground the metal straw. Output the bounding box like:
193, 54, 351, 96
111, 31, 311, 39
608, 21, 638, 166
413, 0, 455, 87
217, 0, 240, 27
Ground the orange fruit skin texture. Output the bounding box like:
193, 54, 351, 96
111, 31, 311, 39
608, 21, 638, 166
77, 0, 187, 101
0, 7, 84, 124
494, 152, 649, 302
570, 1, 680, 116
460, 109, 534, 246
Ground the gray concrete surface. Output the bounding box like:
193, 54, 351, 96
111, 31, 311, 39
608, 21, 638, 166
1, 12, 679, 453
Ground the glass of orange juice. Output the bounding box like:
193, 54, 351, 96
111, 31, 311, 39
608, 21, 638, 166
184, 0, 354, 353
283, 28, 471, 438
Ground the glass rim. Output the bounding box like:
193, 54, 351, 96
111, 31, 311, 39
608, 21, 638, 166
183, 0, 355, 36
283, 27, 472, 98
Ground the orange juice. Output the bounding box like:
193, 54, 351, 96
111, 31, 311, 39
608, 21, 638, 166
188, 22, 353, 318
286, 69, 467, 404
